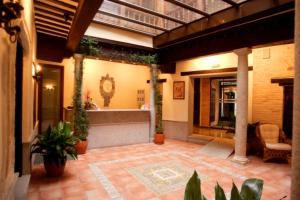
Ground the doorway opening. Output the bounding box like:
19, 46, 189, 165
192, 76, 236, 139
38, 65, 64, 133
15, 42, 23, 176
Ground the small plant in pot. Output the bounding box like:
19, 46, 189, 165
31, 122, 78, 177
154, 79, 165, 144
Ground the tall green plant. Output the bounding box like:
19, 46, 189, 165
185, 171, 264, 200
31, 122, 78, 165
73, 59, 89, 140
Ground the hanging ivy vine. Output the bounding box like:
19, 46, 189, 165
73, 59, 89, 140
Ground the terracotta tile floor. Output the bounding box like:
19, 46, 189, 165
27, 140, 291, 200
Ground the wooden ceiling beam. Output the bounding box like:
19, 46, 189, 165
34, 2, 75, 16
92, 20, 156, 37
98, 10, 169, 32
35, 8, 74, 21
36, 21, 70, 32
154, 0, 295, 47
36, 26, 68, 37
35, 16, 71, 28
36, 30, 67, 39
221, 0, 239, 6
36, 0, 76, 13
35, 13, 72, 25
66, 0, 104, 51
164, 0, 209, 17
56, 0, 78, 7
107, 0, 186, 25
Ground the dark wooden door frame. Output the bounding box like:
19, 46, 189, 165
38, 65, 64, 133
15, 42, 23, 176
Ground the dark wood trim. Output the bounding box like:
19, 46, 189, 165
106, 0, 186, 24
164, 0, 209, 17
146, 79, 167, 83
92, 20, 157, 36
154, 0, 294, 47
66, 0, 104, 51
221, 0, 238, 6
181, 66, 253, 76
98, 10, 169, 32
85, 35, 155, 51
271, 77, 294, 86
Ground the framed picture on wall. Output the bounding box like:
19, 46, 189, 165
173, 81, 185, 99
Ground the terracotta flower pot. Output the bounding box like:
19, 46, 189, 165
75, 140, 88, 154
154, 132, 165, 145
43, 156, 66, 177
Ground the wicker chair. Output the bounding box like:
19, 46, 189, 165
256, 124, 292, 162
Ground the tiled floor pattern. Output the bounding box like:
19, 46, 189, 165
27, 140, 291, 200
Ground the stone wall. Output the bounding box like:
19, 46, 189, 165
252, 44, 294, 127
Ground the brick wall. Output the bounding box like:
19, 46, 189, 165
252, 44, 294, 128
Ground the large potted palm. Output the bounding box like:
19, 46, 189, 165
31, 122, 78, 177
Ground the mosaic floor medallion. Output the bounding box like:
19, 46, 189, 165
127, 160, 208, 195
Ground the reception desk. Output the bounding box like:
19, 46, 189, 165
64, 108, 150, 149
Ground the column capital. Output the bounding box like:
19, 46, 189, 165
234, 48, 252, 56
73, 54, 84, 60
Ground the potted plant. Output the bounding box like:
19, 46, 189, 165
154, 84, 165, 144
31, 122, 78, 177
73, 58, 90, 154
185, 171, 264, 200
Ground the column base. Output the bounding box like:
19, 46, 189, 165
232, 155, 249, 165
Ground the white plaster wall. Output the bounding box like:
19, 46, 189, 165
161, 52, 253, 123
85, 23, 153, 48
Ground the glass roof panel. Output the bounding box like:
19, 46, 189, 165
94, 0, 252, 37
94, 11, 164, 35
177, 0, 231, 14
99, 0, 182, 31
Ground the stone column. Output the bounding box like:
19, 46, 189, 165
233, 48, 252, 164
149, 64, 157, 141
291, 0, 300, 199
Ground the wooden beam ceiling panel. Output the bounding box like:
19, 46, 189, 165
56, 0, 78, 7
36, 21, 70, 32
36, 0, 77, 13
92, 20, 156, 36
34, 3, 75, 16
35, 16, 71, 28
154, 0, 295, 47
35, 13, 72, 25
37, 30, 68, 39
164, 0, 209, 17
98, 10, 169, 32
66, 0, 104, 51
107, 0, 186, 24
35, 9, 73, 22
36, 26, 69, 36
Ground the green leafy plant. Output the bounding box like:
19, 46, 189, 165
31, 122, 78, 165
73, 59, 89, 140
79, 38, 101, 56
185, 171, 264, 200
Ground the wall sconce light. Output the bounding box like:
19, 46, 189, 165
32, 63, 41, 80
0, 0, 23, 43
